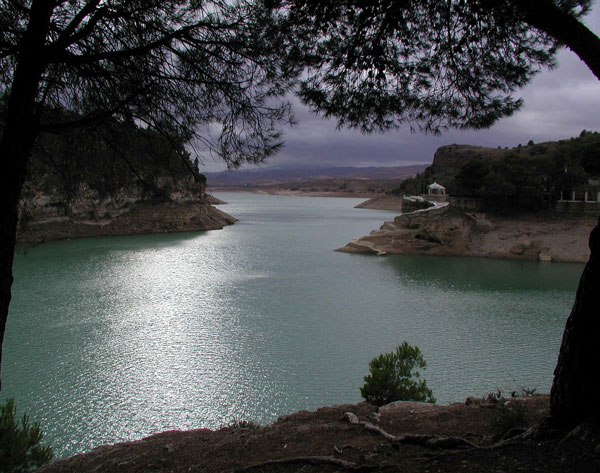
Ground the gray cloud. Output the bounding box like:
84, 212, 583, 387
201, 7, 600, 172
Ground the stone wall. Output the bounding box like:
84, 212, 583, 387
449, 196, 481, 211
555, 200, 600, 215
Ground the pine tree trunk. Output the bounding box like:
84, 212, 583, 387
0, 100, 40, 392
549, 218, 600, 428
0, 117, 36, 392
0, 152, 28, 392
0, 0, 54, 391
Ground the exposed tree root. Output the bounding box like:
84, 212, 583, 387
232, 455, 386, 472
235, 411, 570, 472
343, 412, 479, 449
502, 415, 598, 445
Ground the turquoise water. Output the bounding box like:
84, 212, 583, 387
2, 193, 582, 458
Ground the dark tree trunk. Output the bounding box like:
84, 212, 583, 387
517, 0, 600, 81
549, 219, 600, 427
514, 1, 600, 428
0, 0, 54, 391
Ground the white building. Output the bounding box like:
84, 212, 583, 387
426, 181, 447, 200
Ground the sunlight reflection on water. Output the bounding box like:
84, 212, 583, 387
4, 193, 582, 457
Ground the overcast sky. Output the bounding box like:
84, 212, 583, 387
202, 6, 600, 172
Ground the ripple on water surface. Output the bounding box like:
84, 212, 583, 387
3, 193, 582, 457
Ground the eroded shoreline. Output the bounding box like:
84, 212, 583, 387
337, 205, 596, 263
17, 198, 235, 244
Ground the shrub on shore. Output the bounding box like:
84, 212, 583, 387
0, 398, 53, 472
360, 342, 436, 406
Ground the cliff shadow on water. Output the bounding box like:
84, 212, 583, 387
379, 254, 583, 293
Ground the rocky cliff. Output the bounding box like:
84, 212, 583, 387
411, 133, 600, 201
413, 144, 507, 189
431, 144, 505, 172
17, 174, 235, 243
337, 205, 595, 263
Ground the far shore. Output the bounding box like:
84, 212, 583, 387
209, 186, 378, 199
212, 189, 595, 263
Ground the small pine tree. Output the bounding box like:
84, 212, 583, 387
360, 342, 436, 406
0, 399, 53, 472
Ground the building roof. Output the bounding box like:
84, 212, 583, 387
427, 181, 446, 190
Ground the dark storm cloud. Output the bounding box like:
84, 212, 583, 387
201, 7, 600, 172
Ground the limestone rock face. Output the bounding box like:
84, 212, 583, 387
427, 144, 506, 184
431, 144, 505, 168
17, 175, 235, 243
337, 206, 472, 256
337, 206, 594, 263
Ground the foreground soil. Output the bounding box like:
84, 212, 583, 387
40, 395, 600, 473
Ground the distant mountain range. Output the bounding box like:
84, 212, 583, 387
204, 164, 427, 187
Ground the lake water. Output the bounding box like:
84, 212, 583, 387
2, 192, 583, 458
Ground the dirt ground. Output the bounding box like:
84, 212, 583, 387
39, 395, 600, 473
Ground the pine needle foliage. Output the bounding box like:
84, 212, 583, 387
360, 342, 436, 406
0, 399, 53, 473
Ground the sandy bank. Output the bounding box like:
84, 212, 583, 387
337, 205, 597, 263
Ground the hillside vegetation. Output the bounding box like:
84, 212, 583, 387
394, 131, 600, 213
24, 118, 204, 208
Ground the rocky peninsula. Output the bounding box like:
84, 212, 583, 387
343, 134, 600, 263
337, 204, 596, 263
17, 176, 235, 244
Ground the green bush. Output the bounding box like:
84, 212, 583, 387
360, 342, 436, 406
0, 399, 53, 472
